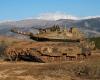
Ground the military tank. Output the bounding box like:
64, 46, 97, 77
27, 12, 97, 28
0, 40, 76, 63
4, 25, 95, 62
11, 25, 85, 42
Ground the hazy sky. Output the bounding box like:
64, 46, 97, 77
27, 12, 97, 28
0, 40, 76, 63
0, 0, 100, 20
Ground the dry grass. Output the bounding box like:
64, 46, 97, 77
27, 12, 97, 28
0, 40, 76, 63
0, 62, 74, 80
0, 54, 99, 80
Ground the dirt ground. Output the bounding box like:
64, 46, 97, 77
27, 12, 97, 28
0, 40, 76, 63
0, 62, 72, 80
0, 53, 99, 80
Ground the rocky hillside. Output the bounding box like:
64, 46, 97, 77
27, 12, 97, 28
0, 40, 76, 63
0, 18, 100, 39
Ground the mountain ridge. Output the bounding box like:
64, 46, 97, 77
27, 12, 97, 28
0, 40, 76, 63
0, 17, 100, 39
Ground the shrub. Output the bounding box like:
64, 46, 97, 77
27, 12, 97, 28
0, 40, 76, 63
89, 37, 100, 49
72, 64, 100, 79
0, 40, 8, 57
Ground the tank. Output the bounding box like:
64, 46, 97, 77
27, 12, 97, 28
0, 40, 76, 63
4, 41, 93, 62
11, 25, 85, 42
4, 25, 95, 62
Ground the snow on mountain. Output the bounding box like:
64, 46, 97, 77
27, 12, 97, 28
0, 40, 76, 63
0, 15, 100, 38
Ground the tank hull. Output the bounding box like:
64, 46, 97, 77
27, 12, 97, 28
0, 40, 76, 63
4, 42, 91, 63
30, 36, 80, 42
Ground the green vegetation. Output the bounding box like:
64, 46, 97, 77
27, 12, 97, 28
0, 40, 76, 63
89, 37, 100, 49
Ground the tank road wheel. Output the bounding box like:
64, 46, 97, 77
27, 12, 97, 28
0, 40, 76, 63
77, 54, 85, 60
56, 57, 60, 62
40, 55, 48, 63
49, 56, 54, 62
62, 55, 67, 61
70, 56, 76, 61
66, 56, 72, 61
56, 56, 61, 62
53, 57, 57, 62
66, 56, 70, 61
46, 56, 50, 62
66, 56, 76, 61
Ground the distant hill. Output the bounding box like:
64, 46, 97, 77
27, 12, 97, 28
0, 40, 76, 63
0, 18, 100, 39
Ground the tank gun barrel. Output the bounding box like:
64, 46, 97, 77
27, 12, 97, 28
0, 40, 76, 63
11, 28, 31, 36
32, 27, 45, 30
10, 27, 89, 42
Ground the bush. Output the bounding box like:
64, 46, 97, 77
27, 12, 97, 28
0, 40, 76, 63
89, 37, 100, 49
0, 40, 8, 57
73, 64, 100, 79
